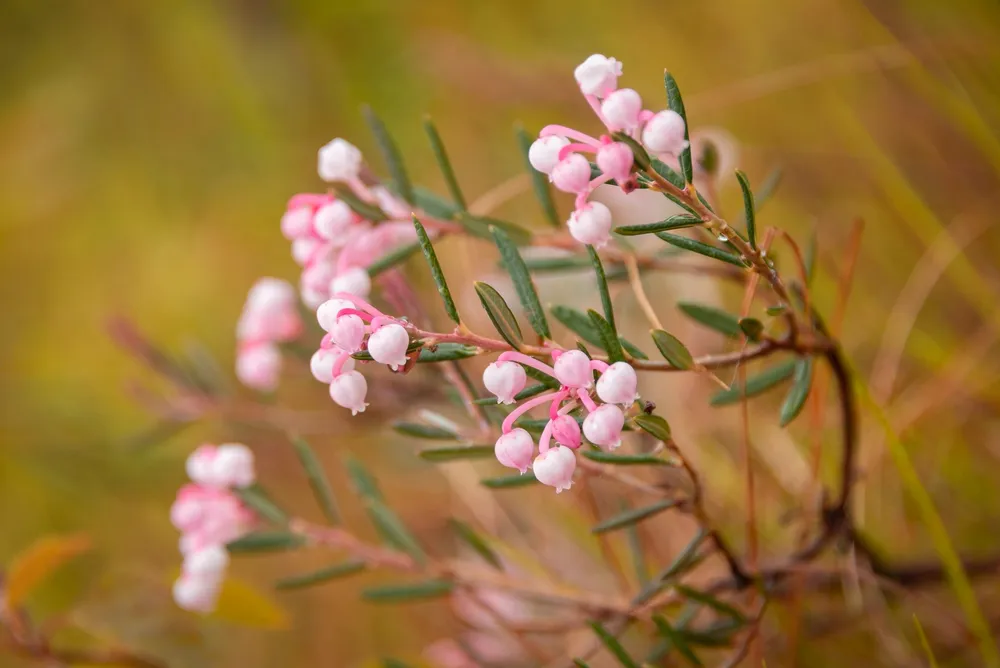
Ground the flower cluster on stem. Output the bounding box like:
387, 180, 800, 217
234, 278, 302, 391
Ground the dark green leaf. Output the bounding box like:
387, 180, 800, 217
754, 167, 783, 211
366, 499, 426, 565
418, 446, 494, 462
491, 226, 551, 339
632, 414, 672, 441
516, 125, 560, 227
738, 317, 765, 341
480, 472, 539, 489
362, 106, 414, 203
697, 139, 720, 176
620, 338, 648, 360
367, 240, 423, 277
551, 304, 604, 348
459, 213, 532, 245
361, 579, 453, 603
651, 329, 694, 369
680, 619, 745, 647
275, 560, 366, 590
633, 529, 707, 605
588, 309, 625, 363
710, 359, 797, 406
656, 233, 746, 267
587, 246, 615, 330
650, 157, 688, 190
345, 456, 383, 501
623, 500, 649, 586
235, 486, 287, 525
663, 72, 693, 183
521, 255, 593, 272
449, 519, 503, 570
677, 302, 743, 338
474, 281, 523, 348
582, 450, 670, 466
589, 621, 640, 668
330, 184, 386, 221
226, 531, 304, 554
766, 304, 787, 316
592, 499, 677, 534
412, 216, 460, 324
417, 343, 478, 362
292, 437, 341, 525
674, 584, 746, 621
616, 215, 702, 236
653, 615, 703, 666
412, 186, 460, 219
423, 118, 466, 211
779, 357, 814, 426
735, 170, 757, 250
392, 422, 459, 440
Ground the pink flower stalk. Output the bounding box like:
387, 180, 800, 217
367, 322, 410, 370
483, 361, 527, 404
583, 404, 626, 450
330, 370, 368, 414
494, 428, 535, 474
595, 361, 639, 405
371, 185, 411, 220
532, 445, 577, 492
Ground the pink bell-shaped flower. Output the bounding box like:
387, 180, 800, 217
310, 347, 354, 383
573, 54, 622, 97
483, 361, 527, 405
550, 153, 592, 194
330, 370, 368, 415
316, 298, 355, 332
595, 361, 638, 405
330, 267, 371, 298
313, 200, 355, 241
550, 415, 582, 449
182, 544, 230, 576
642, 110, 688, 156
211, 443, 255, 488
567, 202, 613, 248
367, 323, 410, 370
318, 138, 363, 182
553, 350, 593, 388
528, 136, 571, 175
328, 313, 366, 353
596, 141, 633, 183
601, 88, 643, 131
532, 445, 577, 493
583, 404, 625, 450
494, 428, 534, 474
172, 573, 222, 613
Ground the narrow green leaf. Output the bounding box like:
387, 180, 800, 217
235, 486, 287, 525
418, 446, 494, 462
656, 233, 746, 267
331, 183, 387, 221
653, 615, 703, 666
522, 365, 561, 388
663, 72, 693, 184
677, 302, 743, 338
417, 343, 478, 362
616, 215, 702, 236
779, 357, 814, 426
674, 584, 746, 621
572, 661, 592, 668
623, 501, 649, 585
620, 338, 648, 360
551, 304, 604, 348
449, 519, 503, 570
366, 499, 426, 566
361, 579, 453, 603
678, 619, 744, 647
392, 422, 459, 440
735, 170, 757, 250
412, 216, 460, 324
587, 245, 615, 330
480, 472, 539, 489
490, 226, 551, 339
412, 186, 459, 219
582, 450, 670, 466
362, 106, 413, 203
382, 658, 413, 668
766, 304, 787, 316
423, 118, 466, 211
292, 437, 341, 525
804, 229, 818, 285
632, 414, 672, 441
275, 561, 366, 590
345, 456, 383, 501
913, 614, 940, 668
710, 359, 797, 406
650, 329, 694, 369
754, 167, 783, 211
367, 240, 423, 277
738, 317, 765, 341
474, 281, 523, 348
589, 621, 640, 668
633, 529, 707, 605
522, 255, 593, 272
592, 499, 678, 534
587, 309, 626, 363
459, 213, 532, 245
650, 157, 687, 190
516, 125, 560, 227
227, 531, 304, 554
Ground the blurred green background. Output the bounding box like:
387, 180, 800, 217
3, 0, 1000, 666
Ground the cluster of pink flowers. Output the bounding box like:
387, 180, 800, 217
235, 278, 303, 391
310, 292, 415, 414
280, 138, 418, 309
528, 54, 689, 248
484, 350, 638, 492
169, 444, 257, 613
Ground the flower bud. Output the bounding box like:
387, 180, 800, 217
182, 544, 230, 576
318, 138, 363, 182
642, 110, 688, 156
330, 266, 371, 298
583, 404, 625, 450
528, 136, 570, 175
596, 141, 633, 183
310, 347, 354, 383
316, 298, 355, 332
330, 370, 368, 415
483, 361, 527, 405
235, 343, 281, 392
551, 415, 582, 449
313, 200, 355, 240
170, 484, 206, 531
185, 445, 217, 486
494, 428, 534, 474
573, 54, 622, 97
246, 278, 296, 312
595, 361, 638, 405
173, 573, 221, 613
367, 323, 410, 370
600, 88, 643, 131
212, 443, 255, 488
291, 237, 321, 266
328, 313, 366, 353
550, 153, 592, 194
280, 206, 315, 239
553, 349, 593, 388
567, 202, 613, 248
532, 445, 577, 493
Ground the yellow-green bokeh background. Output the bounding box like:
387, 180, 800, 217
3, 1, 1000, 666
